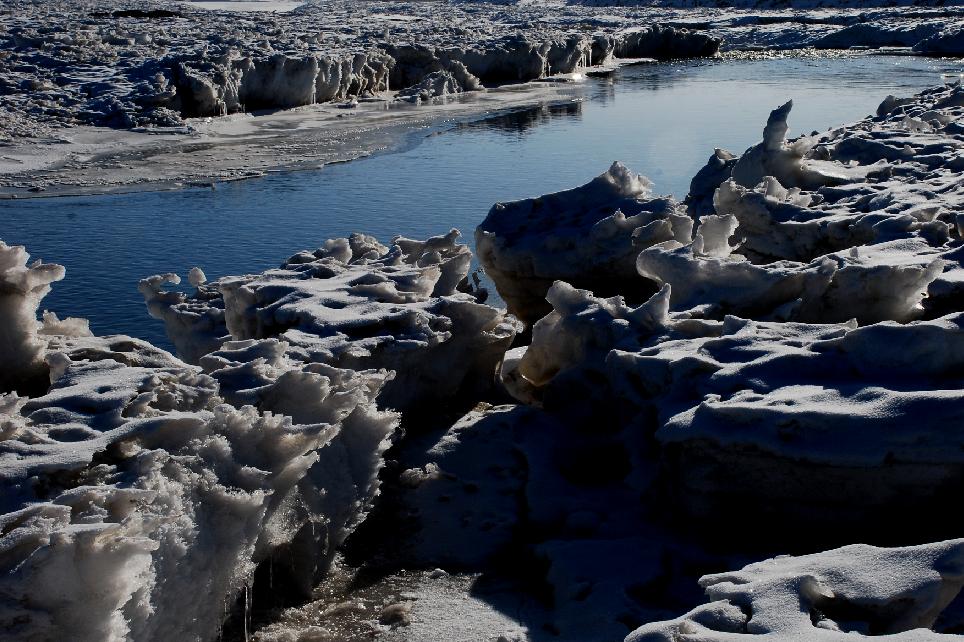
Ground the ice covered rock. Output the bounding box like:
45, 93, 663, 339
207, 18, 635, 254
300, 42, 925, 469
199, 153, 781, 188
628, 539, 964, 640
142, 230, 519, 411
477, 162, 690, 326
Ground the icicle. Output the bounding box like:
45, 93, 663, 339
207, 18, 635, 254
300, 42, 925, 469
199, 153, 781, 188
244, 584, 251, 642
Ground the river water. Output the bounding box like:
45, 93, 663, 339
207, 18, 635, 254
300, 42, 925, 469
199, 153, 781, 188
2, 54, 961, 346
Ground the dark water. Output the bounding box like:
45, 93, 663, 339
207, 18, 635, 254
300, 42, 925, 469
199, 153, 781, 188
2, 55, 961, 347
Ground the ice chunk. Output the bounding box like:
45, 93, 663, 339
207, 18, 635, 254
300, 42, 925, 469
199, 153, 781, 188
0, 242, 66, 393
628, 540, 964, 640
1, 245, 399, 640
477, 162, 689, 326
142, 230, 518, 411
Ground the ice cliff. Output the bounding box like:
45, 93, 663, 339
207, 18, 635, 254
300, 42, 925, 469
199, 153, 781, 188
0, 0, 722, 137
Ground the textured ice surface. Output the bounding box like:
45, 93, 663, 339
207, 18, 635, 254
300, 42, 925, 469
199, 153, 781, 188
0, 0, 721, 139
502, 83, 964, 527
628, 540, 964, 640
0, 248, 399, 640
458, 80, 964, 641
142, 230, 518, 411
0, 242, 75, 393
9, 0, 964, 140
477, 161, 690, 326
8, 17, 964, 640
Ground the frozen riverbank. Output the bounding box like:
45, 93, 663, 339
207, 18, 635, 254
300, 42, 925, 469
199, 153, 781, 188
0, 79, 589, 198
4, 54, 958, 345
4, 0, 964, 196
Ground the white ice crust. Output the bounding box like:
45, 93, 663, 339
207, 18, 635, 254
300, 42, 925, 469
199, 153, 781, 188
141, 229, 519, 411
629, 540, 964, 641
9, 37, 964, 642
478, 81, 964, 640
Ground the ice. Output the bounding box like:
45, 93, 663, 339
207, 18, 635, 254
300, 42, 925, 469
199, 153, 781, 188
396, 67, 476, 104
394, 404, 527, 568
0, 242, 67, 394
0, 246, 399, 640
142, 230, 518, 411
0, 0, 722, 137
9, 7, 964, 639
636, 233, 943, 323
470, 82, 964, 638
628, 540, 964, 640
477, 161, 690, 326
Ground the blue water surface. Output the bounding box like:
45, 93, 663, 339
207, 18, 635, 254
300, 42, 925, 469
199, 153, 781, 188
2, 55, 961, 347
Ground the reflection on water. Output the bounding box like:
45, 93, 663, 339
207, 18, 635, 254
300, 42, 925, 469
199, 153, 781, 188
2, 55, 962, 348
458, 100, 584, 136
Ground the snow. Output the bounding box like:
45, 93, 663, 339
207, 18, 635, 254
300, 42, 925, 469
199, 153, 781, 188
7, 5, 964, 639
471, 79, 964, 640
0, 241, 67, 394
0, 0, 721, 138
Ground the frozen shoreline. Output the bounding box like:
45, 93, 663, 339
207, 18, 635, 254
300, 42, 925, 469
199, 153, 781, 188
0, 79, 590, 199
5, 2, 964, 640
5, 0, 964, 198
